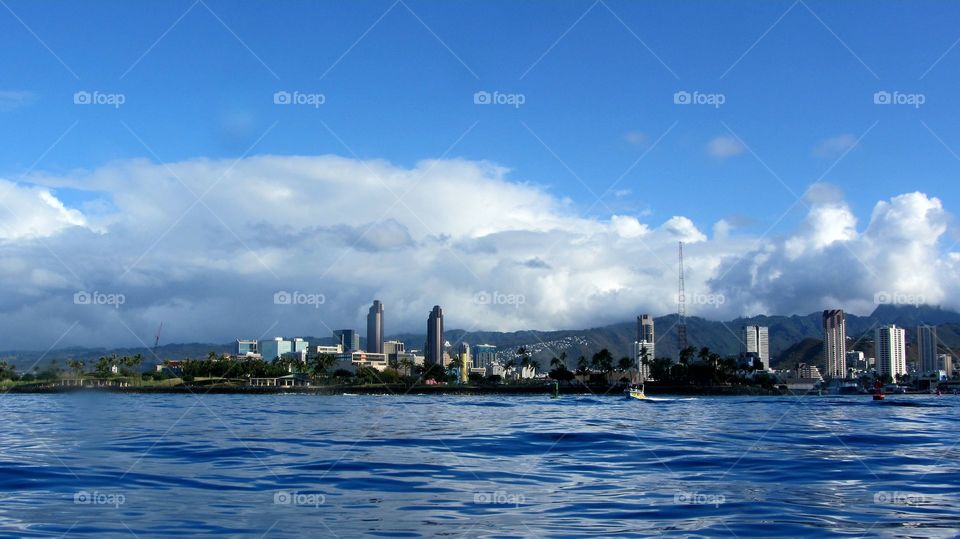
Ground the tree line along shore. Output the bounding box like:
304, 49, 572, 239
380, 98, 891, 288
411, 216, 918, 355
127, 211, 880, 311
0, 346, 799, 396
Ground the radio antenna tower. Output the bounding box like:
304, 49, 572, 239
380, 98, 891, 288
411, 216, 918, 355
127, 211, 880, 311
677, 241, 688, 356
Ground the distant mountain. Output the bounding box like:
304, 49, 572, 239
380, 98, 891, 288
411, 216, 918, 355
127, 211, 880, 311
3, 305, 960, 372
774, 338, 824, 370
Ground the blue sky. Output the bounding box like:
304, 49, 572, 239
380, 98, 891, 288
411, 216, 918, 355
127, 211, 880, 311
2, 1, 960, 348
3, 0, 960, 233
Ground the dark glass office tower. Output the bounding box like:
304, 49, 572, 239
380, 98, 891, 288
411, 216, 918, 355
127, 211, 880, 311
425, 305, 444, 366
367, 300, 384, 353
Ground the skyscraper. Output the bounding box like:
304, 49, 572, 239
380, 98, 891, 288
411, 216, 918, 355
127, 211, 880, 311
425, 305, 444, 366
917, 325, 938, 376
459, 342, 471, 367
459, 342, 471, 382
823, 310, 847, 379
259, 337, 292, 361
876, 325, 907, 380
741, 325, 770, 370
634, 314, 656, 381
367, 300, 384, 354
333, 329, 360, 353
474, 344, 496, 369
637, 315, 655, 344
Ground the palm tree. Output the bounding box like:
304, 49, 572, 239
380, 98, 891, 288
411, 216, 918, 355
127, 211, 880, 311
95, 357, 111, 378
639, 345, 651, 379
67, 360, 85, 381
398, 358, 414, 377
504, 359, 517, 380
516, 346, 531, 369
617, 356, 633, 372
550, 356, 563, 370
520, 355, 531, 370
591, 349, 614, 374
310, 353, 336, 379
679, 346, 696, 365
575, 355, 590, 377
448, 356, 464, 376
131, 354, 143, 384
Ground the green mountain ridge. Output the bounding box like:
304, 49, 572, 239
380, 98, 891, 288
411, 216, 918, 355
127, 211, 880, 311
3, 305, 959, 372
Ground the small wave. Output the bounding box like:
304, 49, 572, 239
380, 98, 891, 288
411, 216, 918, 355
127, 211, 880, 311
458, 401, 515, 408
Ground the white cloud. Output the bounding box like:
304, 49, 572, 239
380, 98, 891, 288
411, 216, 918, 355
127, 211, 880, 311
611, 215, 650, 238
624, 131, 648, 146
713, 219, 732, 240
0, 91, 36, 112
707, 135, 745, 159
711, 189, 956, 317
813, 134, 857, 158
0, 181, 91, 240
0, 155, 957, 350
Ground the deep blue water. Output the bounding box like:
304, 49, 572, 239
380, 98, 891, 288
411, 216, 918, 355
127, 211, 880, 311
1, 393, 959, 538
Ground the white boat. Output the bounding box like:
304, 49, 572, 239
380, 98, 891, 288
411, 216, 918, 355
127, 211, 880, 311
625, 384, 646, 400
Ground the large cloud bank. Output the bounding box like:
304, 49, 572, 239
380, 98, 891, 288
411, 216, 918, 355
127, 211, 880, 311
0, 155, 955, 349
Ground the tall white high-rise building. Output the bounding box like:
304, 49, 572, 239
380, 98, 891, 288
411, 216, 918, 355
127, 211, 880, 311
917, 325, 938, 376
741, 325, 770, 369
876, 325, 907, 380
634, 314, 655, 381
823, 310, 847, 378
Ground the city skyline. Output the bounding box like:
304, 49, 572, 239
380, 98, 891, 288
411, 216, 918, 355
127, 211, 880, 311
226, 296, 958, 385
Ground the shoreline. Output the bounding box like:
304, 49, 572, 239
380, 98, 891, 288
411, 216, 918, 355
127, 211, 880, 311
1, 383, 798, 396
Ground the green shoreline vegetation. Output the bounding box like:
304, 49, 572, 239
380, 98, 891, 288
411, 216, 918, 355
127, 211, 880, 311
0, 346, 795, 396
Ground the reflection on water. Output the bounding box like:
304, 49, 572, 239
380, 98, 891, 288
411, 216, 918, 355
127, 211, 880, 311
0, 393, 958, 537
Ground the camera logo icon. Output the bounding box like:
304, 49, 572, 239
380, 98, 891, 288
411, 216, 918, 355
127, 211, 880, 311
274, 491, 292, 504
873, 91, 891, 105
74, 291, 92, 305
273, 91, 292, 105
273, 291, 292, 305
473, 91, 492, 105
73, 91, 91, 105
673, 90, 691, 105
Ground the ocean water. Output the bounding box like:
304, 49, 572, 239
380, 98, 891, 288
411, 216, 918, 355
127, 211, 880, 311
0, 393, 958, 538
